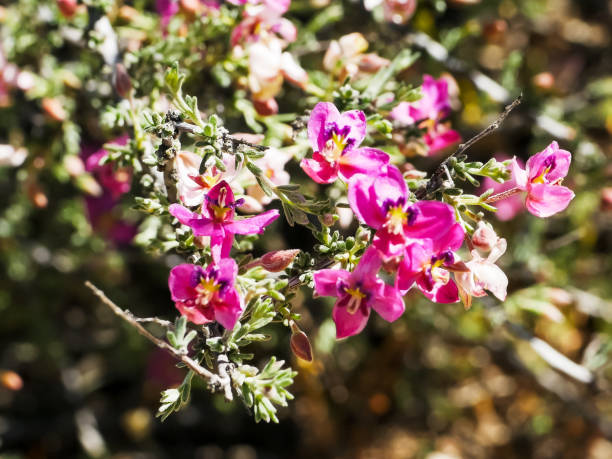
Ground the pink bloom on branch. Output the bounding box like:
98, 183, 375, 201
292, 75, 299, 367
169, 180, 279, 261
300, 102, 389, 184
348, 165, 464, 258
313, 247, 405, 339
168, 260, 243, 328
455, 238, 508, 309
512, 141, 575, 218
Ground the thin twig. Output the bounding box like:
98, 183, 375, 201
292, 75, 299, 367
414, 95, 522, 199
84, 281, 234, 401
484, 186, 522, 203
173, 121, 269, 151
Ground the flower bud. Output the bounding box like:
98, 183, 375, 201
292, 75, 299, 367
63, 154, 85, 177
358, 53, 390, 74
113, 63, 132, 99
27, 183, 48, 208
57, 0, 78, 18
601, 187, 612, 212
42, 98, 67, 122
320, 213, 335, 227
533, 72, 555, 91
253, 98, 279, 116
0, 370, 23, 391
260, 249, 300, 272
118, 5, 138, 22
290, 324, 313, 362
472, 221, 498, 252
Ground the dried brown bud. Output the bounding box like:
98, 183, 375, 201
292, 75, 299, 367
0, 370, 23, 391
57, 0, 78, 18
472, 221, 498, 252
114, 63, 132, 99
290, 326, 313, 362
42, 98, 67, 122
260, 249, 300, 272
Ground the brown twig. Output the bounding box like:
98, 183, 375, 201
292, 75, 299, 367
414, 95, 522, 199
84, 281, 234, 401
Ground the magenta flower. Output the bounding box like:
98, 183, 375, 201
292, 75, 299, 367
85, 135, 132, 199
396, 235, 464, 304
156, 0, 179, 29
512, 141, 575, 218
313, 247, 405, 339
169, 180, 279, 261
168, 260, 243, 329
300, 102, 389, 184
175, 150, 236, 206
391, 75, 460, 156
348, 165, 464, 258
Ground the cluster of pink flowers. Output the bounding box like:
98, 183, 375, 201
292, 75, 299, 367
165, 102, 574, 338
299, 102, 574, 338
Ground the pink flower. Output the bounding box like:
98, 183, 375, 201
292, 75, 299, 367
313, 247, 405, 339
512, 141, 575, 218
396, 235, 464, 303
481, 155, 524, 221
300, 102, 389, 184
391, 75, 460, 156
157, 0, 179, 28
85, 135, 132, 199
455, 238, 508, 309
169, 180, 279, 261
322, 33, 389, 80
230, 0, 296, 47
175, 150, 236, 206
348, 165, 464, 258
168, 260, 243, 328
246, 39, 307, 110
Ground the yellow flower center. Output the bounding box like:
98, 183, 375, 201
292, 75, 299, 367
385, 205, 408, 234
195, 277, 220, 306
344, 286, 366, 314
322, 132, 347, 163
532, 166, 551, 184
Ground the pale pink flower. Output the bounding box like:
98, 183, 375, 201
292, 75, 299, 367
455, 238, 508, 309
175, 150, 236, 206
512, 141, 575, 218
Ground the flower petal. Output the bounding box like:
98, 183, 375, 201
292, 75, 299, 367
213, 288, 244, 330
175, 301, 214, 325
338, 147, 389, 181
512, 156, 528, 189
300, 154, 338, 184
370, 284, 405, 322
314, 269, 350, 297
225, 209, 280, 234
526, 183, 575, 217
168, 264, 200, 301
308, 102, 340, 152
333, 301, 370, 339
